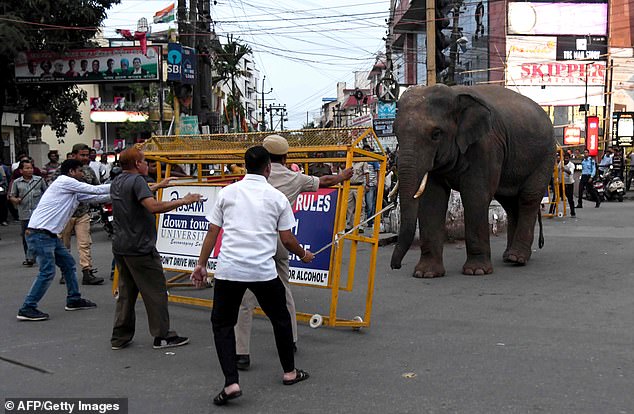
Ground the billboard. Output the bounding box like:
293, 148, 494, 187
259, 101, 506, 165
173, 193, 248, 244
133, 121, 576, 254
507, 2, 608, 36
14, 46, 160, 84
505, 36, 606, 106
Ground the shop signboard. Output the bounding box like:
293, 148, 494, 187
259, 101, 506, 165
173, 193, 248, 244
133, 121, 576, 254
563, 126, 581, 145
556, 35, 607, 61
613, 112, 634, 147
586, 116, 600, 156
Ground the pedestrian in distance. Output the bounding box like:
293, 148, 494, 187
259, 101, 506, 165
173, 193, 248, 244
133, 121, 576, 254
16, 159, 110, 321
9, 159, 48, 266
561, 152, 576, 217
234, 134, 352, 370
577, 149, 601, 209
110, 147, 202, 351
191, 146, 315, 406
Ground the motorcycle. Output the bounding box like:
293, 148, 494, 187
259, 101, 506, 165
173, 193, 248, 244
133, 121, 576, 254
100, 165, 123, 237
603, 166, 625, 202
585, 176, 605, 202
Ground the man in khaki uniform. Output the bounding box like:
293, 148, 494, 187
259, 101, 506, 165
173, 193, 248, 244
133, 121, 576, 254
54, 143, 104, 285
234, 135, 352, 370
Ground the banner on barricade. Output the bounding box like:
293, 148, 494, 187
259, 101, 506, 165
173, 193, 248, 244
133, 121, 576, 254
155, 185, 338, 286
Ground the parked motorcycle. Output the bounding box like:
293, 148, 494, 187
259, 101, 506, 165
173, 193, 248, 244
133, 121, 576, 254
603, 166, 625, 202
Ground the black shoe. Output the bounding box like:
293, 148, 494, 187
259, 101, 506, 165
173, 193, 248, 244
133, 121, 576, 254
595, 203, 601, 208
82, 268, 104, 285
576, 204, 583, 209
17, 308, 49, 321
65, 298, 97, 311
236, 354, 250, 370
22, 259, 35, 267
213, 389, 242, 406
282, 368, 310, 385
59, 277, 65, 284
111, 339, 133, 350
153, 335, 189, 349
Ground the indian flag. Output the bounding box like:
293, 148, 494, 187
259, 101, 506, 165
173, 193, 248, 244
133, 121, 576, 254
153, 4, 175, 24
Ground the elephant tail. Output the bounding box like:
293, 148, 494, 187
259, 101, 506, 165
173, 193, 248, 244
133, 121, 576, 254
537, 210, 545, 249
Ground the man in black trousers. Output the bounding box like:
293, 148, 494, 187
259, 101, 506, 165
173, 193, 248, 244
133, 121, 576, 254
191, 146, 313, 406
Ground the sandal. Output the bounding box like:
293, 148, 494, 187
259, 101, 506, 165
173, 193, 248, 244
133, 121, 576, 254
283, 368, 310, 385
212, 389, 242, 406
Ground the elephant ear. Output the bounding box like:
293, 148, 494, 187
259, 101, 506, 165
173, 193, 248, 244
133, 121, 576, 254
455, 93, 493, 154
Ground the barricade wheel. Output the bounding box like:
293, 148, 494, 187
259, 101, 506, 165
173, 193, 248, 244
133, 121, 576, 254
309, 314, 323, 329
113, 289, 119, 300
557, 212, 564, 218
352, 316, 363, 331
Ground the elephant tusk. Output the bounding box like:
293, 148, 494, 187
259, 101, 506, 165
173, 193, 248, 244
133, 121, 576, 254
413, 173, 428, 199
388, 181, 399, 201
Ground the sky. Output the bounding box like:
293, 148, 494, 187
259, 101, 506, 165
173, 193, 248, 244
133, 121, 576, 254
103, 0, 390, 129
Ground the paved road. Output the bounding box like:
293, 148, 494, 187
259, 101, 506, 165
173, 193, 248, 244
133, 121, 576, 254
1, 200, 633, 414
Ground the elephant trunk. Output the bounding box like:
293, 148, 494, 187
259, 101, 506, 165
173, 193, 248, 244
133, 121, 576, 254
390, 163, 423, 269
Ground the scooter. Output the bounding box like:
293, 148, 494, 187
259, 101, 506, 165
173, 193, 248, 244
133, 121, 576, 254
603, 166, 625, 202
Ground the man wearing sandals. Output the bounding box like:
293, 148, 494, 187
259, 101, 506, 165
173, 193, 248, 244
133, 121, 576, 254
191, 146, 313, 406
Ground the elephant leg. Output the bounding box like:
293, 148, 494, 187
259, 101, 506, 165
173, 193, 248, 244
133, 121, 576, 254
495, 195, 519, 262
505, 196, 541, 265
414, 178, 450, 278
461, 192, 493, 275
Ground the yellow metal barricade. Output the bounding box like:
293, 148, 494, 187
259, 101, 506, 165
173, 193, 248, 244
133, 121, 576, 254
112, 127, 387, 330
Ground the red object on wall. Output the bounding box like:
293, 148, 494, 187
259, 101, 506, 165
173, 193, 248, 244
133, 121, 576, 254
586, 116, 600, 156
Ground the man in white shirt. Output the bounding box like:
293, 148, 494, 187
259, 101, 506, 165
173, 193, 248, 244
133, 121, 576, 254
17, 159, 111, 321
191, 146, 314, 406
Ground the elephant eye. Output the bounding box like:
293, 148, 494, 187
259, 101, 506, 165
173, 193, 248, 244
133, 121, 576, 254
431, 128, 442, 141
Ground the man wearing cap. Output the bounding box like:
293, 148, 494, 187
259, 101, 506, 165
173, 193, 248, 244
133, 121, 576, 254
234, 134, 353, 370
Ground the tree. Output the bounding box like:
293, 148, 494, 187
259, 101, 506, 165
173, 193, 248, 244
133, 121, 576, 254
0, 0, 121, 142
211, 35, 252, 132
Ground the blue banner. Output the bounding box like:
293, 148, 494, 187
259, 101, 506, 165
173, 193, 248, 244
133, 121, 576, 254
288, 188, 339, 286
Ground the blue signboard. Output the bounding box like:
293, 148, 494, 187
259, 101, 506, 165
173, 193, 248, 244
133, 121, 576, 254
288, 188, 339, 286
167, 43, 196, 84
378, 101, 397, 119
167, 43, 182, 82
181, 46, 196, 85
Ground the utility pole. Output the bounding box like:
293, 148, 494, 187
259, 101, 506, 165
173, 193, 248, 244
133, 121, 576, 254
261, 76, 266, 131
426, 0, 436, 85
194, 0, 212, 121
268, 104, 287, 131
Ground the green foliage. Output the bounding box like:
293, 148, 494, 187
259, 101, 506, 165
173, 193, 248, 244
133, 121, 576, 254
211, 35, 252, 130
118, 120, 155, 143
0, 0, 121, 140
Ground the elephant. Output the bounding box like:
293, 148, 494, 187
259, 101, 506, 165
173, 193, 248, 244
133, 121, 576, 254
390, 84, 556, 277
